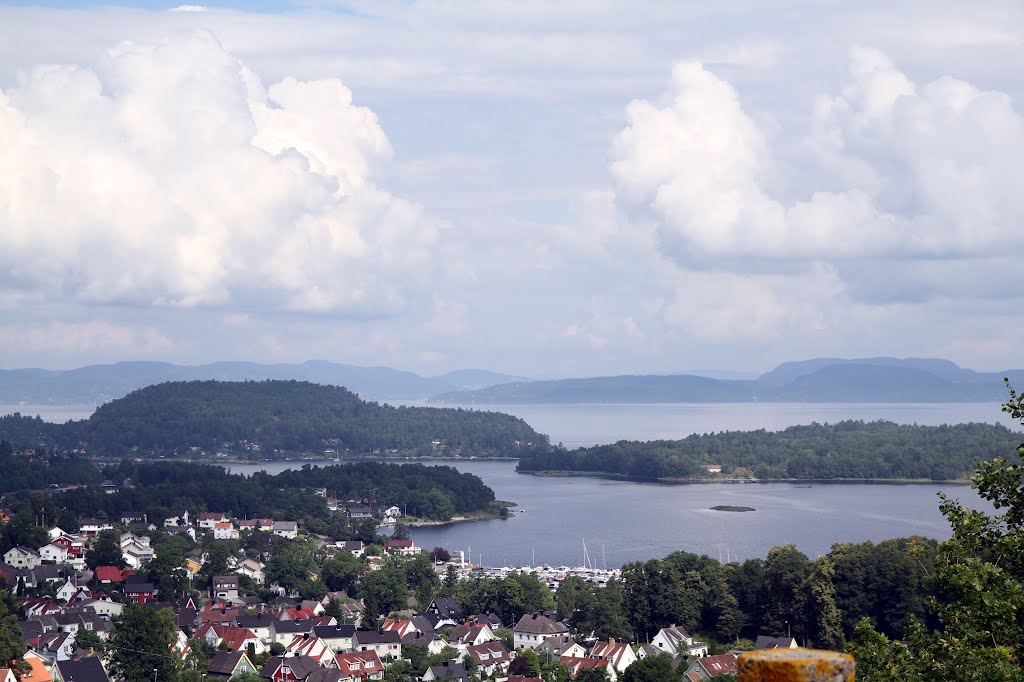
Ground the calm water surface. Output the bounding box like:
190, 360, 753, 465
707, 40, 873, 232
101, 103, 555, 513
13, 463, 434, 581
228, 458, 988, 567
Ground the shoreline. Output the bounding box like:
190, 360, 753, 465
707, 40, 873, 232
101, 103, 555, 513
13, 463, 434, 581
523, 470, 972, 485
407, 500, 517, 527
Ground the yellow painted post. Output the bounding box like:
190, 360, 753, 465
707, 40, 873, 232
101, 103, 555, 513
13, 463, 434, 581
738, 648, 854, 682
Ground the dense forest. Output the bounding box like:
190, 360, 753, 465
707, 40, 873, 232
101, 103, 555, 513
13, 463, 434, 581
517, 420, 1022, 481
0, 457, 495, 529
0, 380, 547, 458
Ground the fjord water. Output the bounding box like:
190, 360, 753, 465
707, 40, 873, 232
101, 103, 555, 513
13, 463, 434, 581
14, 401, 1007, 566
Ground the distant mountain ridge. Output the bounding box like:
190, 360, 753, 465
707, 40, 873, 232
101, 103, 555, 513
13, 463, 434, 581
0, 360, 526, 405
430, 358, 1024, 404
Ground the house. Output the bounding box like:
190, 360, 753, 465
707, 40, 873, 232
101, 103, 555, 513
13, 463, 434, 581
401, 630, 445, 655
213, 576, 240, 600
336, 541, 364, 557
306, 671, 343, 682
214, 522, 240, 541
120, 512, 147, 525
423, 662, 469, 682
123, 582, 157, 604
465, 641, 512, 676
5, 546, 41, 569
651, 625, 708, 658
38, 544, 68, 565
560, 657, 618, 681
54, 656, 109, 682
120, 537, 154, 569
260, 656, 321, 682
94, 567, 133, 585
701, 464, 723, 474
345, 507, 373, 519
164, 510, 190, 528
31, 565, 65, 586
382, 506, 401, 520
22, 651, 54, 682
380, 618, 416, 638
753, 635, 798, 650
202, 625, 266, 655
272, 521, 298, 539
537, 635, 585, 659
351, 629, 402, 660
588, 639, 637, 673
449, 623, 495, 650
198, 512, 230, 529
314, 624, 356, 652
333, 651, 384, 682
268, 619, 314, 645
684, 653, 738, 680
513, 613, 568, 650
426, 597, 464, 623
77, 519, 113, 537
235, 558, 265, 584
55, 579, 81, 603
285, 634, 334, 665
635, 644, 663, 660
382, 540, 418, 556
34, 631, 76, 662
207, 651, 258, 680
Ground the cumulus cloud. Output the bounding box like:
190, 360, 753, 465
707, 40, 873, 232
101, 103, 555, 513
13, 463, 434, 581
609, 47, 1024, 266
0, 31, 440, 314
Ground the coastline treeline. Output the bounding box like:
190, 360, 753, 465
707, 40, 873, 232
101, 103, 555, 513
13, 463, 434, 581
0, 379, 547, 457
516, 420, 1021, 481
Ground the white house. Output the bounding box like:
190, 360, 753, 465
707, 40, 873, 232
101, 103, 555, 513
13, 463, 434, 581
164, 510, 190, 528
213, 522, 239, 540
4, 546, 41, 569
47, 527, 68, 542
38, 544, 69, 564
272, 521, 298, 539
651, 625, 708, 658
352, 630, 402, 660
235, 558, 265, 584
513, 613, 568, 650
55, 579, 81, 603
197, 512, 229, 529
382, 506, 401, 520
588, 639, 637, 673
212, 575, 240, 601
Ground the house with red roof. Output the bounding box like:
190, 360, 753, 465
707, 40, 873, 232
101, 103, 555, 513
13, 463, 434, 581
94, 567, 133, 584
465, 641, 512, 676
380, 619, 416, 638
587, 639, 637, 673
334, 651, 384, 682
684, 653, 738, 679
285, 633, 334, 665
560, 657, 617, 681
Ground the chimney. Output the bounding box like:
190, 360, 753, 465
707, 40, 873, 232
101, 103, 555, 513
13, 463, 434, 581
609, 638, 616, 647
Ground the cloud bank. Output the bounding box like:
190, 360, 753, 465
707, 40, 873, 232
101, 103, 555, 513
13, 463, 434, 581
0, 31, 438, 315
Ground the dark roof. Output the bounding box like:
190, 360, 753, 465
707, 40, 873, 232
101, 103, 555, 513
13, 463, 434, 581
306, 671, 343, 682
260, 656, 319, 681
430, 597, 464, 619
754, 635, 797, 650
235, 613, 276, 629
514, 613, 567, 635
271, 619, 313, 634
427, 662, 469, 682
208, 651, 247, 676
354, 629, 401, 645
410, 615, 437, 633
56, 656, 109, 682
313, 624, 356, 639
402, 631, 439, 645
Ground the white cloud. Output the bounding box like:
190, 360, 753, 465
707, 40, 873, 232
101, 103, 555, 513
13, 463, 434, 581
0, 30, 440, 315
609, 48, 1024, 266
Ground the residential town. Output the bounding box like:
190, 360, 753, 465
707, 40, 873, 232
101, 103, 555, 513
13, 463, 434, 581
0, 504, 800, 682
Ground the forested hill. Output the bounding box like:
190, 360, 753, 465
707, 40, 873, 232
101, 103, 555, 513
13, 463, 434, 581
516, 421, 1023, 481
0, 380, 547, 458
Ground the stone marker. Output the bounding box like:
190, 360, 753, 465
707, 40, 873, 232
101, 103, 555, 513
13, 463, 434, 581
738, 648, 854, 682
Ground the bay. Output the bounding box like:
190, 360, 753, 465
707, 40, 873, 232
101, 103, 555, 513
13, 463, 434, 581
226, 458, 988, 568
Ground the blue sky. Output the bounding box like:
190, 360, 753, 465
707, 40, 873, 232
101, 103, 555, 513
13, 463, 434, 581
0, 1, 1022, 376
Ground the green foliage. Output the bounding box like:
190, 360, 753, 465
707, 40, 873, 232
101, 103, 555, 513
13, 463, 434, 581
0, 380, 547, 458
87, 529, 127, 570
74, 628, 105, 653
321, 553, 364, 594
455, 573, 555, 626
359, 559, 409, 616
108, 605, 178, 682
621, 655, 680, 682
518, 421, 1020, 481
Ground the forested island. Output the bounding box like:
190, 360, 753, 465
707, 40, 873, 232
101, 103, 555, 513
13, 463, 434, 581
0, 379, 547, 458
516, 420, 1022, 481
0, 454, 496, 524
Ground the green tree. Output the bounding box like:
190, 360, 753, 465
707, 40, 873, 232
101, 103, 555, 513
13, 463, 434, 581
804, 557, 844, 650
713, 566, 744, 643
87, 530, 126, 569
321, 553, 364, 594
762, 545, 809, 640
622, 655, 680, 682
441, 565, 459, 596
74, 628, 105, 653
360, 560, 408, 616
108, 605, 177, 682
0, 590, 27, 673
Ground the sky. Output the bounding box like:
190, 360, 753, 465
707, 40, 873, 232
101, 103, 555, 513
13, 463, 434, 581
1, 0, 1023, 377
